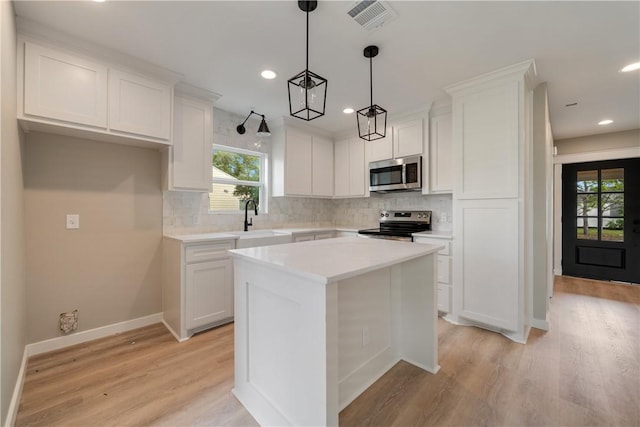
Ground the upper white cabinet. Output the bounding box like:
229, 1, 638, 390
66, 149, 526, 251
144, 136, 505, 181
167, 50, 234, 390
367, 119, 425, 162
18, 38, 174, 148
393, 119, 424, 158
23, 41, 108, 129
428, 106, 453, 193
334, 137, 368, 198
367, 128, 393, 162
312, 135, 334, 197
109, 69, 172, 140
163, 92, 214, 192
272, 124, 334, 198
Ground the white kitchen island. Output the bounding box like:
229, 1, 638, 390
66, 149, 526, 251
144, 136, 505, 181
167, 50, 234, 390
229, 236, 443, 426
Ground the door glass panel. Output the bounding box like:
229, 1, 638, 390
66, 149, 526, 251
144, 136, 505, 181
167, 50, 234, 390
577, 194, 598, 216
602, 218, 624, 242
601, 168, 624, 191
601, 193, 624, 217
577, 217, 597, 240
577, 170, 598, 193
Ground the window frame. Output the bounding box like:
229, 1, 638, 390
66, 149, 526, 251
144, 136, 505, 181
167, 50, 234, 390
209, 144, 268, 214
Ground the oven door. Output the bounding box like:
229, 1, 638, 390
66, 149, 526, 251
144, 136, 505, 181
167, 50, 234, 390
357, 229, 414, 242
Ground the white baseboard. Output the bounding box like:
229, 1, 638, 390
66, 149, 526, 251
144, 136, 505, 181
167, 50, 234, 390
4, 348, 28, 427
161, 319, 189, 343
26, 312, 163, 357
553, 267, 562, 276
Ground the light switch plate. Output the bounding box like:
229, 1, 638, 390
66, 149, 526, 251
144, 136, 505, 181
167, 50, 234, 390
66, 214, 80, 230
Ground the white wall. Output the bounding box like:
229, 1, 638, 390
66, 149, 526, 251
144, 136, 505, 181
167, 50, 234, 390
23, 134, 163, 343
555, 129, 639, 155
0, 1, 27, 424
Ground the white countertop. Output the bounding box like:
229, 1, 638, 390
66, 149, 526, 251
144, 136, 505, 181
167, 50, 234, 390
412, 230, 454, 239
163, 232, 238, 244
229, 236, 443, 284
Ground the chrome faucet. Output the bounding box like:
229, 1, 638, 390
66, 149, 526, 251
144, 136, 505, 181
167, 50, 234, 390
244, 199, 258, 232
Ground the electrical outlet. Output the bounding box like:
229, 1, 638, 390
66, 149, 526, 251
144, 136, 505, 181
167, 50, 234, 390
66, 214, 80, 229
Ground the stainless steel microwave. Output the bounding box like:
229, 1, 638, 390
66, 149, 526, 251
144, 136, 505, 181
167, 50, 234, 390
369, 155, 422, 192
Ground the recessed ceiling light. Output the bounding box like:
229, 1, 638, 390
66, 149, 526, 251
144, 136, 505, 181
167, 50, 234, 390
598, 119, 613, 125
343, 108, 354, 114
261, 70, 276, 80
620, 62, 640, 72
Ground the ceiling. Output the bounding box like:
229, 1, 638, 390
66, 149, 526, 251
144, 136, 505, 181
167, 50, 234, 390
12, 1, 640, 140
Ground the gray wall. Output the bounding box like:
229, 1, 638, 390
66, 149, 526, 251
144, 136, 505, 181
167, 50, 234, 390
1, 1, 27, 424
24, 133, 163, 343
555, 129, 639, 155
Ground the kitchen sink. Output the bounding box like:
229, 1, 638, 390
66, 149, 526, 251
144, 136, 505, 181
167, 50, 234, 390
228, 230, 293, 249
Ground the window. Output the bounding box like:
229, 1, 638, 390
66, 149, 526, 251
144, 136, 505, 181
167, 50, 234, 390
209, 145, 267, 213
576, 168, 624, 242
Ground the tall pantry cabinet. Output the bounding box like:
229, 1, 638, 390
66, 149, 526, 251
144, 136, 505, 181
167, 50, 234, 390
445, 60, 537, 343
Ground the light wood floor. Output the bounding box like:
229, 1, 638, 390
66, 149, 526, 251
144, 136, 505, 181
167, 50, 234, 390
16, 276, 639, 426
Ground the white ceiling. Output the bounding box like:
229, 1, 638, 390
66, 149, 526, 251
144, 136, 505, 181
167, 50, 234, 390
12, 1, 640, 140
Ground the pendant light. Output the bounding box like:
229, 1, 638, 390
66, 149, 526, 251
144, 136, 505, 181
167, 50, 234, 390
236, 110, 271, 137
287, 0, 327, 121
357, 45, 387, 141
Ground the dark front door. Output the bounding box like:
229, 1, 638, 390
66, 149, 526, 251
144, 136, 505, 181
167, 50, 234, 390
562, 158, 640, 283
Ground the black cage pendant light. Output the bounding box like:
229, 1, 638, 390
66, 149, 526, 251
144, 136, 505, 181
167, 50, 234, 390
288, 0, 327, 121
357, 45, 387, 141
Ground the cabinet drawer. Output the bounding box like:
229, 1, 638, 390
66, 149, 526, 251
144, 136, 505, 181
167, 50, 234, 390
437, 284, 451, 313
437, 255, 451, 284
185, 241, 234, 263
414, 237, 451, 255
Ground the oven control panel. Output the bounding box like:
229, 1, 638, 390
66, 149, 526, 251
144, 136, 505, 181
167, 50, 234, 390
379, 210, 431, 223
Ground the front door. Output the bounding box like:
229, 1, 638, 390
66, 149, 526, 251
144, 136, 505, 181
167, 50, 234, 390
562, 158, 640, 283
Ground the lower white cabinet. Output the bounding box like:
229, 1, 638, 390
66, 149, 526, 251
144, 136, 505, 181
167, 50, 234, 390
414, 235, 453, 313
292, 231, 336, 242
163, 238, 235, 341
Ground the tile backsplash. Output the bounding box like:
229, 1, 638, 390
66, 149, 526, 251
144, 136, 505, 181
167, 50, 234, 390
163, 108, 452, 235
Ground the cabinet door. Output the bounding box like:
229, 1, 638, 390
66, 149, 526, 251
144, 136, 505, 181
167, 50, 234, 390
367, 128, 393, 162
285, 129, 313, 195
349, 138, 367, 196
312, 136, 334, 197
455, 199, 519, 330
109, 69, 172, 140
334, 138, 350, 197
393, 119, 424, 158
185, 258, 233, 330
429, 114, 453, 192
23, 41, 107, 128
171, 95, 212, 191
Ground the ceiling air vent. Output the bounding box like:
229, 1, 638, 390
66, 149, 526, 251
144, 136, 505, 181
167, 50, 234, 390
347, 0, 398, 31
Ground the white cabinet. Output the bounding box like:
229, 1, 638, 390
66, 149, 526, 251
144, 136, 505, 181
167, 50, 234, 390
23, 41, 108, 128
334, 137, 368, 197
18, 39, 173, 147
428, 109, 453, 193
272, 125, 334, 197
414, 236, 453, 313
367, 128, 393, 162
292, 231, 336, 242
393, 119, 424, 158
367, 119, 424, 162
312, 136, 334, 197
185, 258, 233, 329
446, 60, 536, 343
163, 93, 213, 192
163, 238, 235, 341
109, 69, 172, 140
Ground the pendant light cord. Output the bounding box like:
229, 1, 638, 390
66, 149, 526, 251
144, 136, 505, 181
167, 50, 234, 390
369, 55, 373, 108
306, 6, 309, 73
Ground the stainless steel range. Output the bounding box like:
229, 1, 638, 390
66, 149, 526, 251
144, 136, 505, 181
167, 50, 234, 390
358, 210, 432, 242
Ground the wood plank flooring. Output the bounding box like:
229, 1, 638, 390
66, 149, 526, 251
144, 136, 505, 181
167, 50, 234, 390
16, 276, 639, 426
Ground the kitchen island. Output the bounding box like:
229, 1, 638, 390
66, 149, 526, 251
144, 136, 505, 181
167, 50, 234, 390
229, 237, 443, 426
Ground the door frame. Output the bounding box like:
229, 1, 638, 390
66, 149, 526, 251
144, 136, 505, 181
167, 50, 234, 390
553, 146, 640, 278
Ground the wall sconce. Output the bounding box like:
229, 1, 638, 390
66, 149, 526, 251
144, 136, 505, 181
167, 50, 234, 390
236, 110, 271, 137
